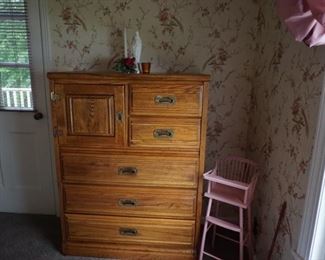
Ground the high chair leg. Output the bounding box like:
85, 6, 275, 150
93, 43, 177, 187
239, 208, 244, 260
212, 225, 217, 247
200, 197, 213, 260
212, 201, 220, 246
199, 220, 209, 260
248, 206, 253, 260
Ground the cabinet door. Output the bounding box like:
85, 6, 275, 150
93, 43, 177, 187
53, 84, 125, 148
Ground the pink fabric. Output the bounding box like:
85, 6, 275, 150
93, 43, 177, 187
308, 0, 325, 24
277, 0, 325, 47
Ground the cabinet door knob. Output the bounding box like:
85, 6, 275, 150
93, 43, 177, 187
116, 112, 123, 122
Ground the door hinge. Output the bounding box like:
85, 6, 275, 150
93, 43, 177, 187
53, 127, 63, 137
50, 91, 60, 102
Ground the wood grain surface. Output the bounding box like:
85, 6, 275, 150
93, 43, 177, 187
49, 72, 209, 259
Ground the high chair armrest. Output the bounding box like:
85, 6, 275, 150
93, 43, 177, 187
203, 171, 249, 190
203, 170, 214, 177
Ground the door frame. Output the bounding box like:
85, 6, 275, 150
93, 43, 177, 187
296, 76, 325, 259
37, 0, 59, 216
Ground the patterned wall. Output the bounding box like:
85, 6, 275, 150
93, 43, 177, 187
248, 1, 325, 259
48, 0, 325, 259
48, 0, 258, 169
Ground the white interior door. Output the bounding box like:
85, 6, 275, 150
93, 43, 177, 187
0, 0, 55, 214
0, 112, 55, 214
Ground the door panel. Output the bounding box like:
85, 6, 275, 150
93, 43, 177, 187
0, 113, 55, 214
67, 95, 115, 136
55, 84, 126, 148
0, 0, 56, 214
4, 132, 40, 188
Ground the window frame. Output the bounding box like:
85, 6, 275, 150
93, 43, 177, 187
0, 0, 43, 112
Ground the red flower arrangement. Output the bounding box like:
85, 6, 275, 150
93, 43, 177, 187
113, 57, 137, 73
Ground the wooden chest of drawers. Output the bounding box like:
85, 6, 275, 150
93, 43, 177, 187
48, 72, 209, 259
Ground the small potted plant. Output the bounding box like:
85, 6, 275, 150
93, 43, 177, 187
113, 57, 137, 73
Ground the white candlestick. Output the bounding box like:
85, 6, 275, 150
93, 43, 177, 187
124, 27, 128, 58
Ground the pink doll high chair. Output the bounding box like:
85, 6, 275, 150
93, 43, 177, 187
199, 156, 259, 260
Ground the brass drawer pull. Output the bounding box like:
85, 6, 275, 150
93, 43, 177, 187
118, 199, 138, 207
119, 227, 138, 236
153, 129, 174, 138
118, 167, 138, 176
154, 95, 176, 105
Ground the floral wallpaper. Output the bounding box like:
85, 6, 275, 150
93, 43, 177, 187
248, 1, 325, 259
48, 0, 258, 169
47, 0, 325, 259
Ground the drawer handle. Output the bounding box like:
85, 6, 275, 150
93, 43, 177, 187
153, 129, 174, 139
154, 95, 176, 105
118, 199, 138, 207
119, 227, 138, 236
118, 167, 138, 176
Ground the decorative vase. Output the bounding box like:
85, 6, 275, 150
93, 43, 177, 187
131, 31, 142, 73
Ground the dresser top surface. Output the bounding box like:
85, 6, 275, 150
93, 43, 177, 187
47, 72, 210, 82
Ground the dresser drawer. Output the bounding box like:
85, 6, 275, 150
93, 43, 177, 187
129, 117, 200, 149
63, 241, 195, 260
65, 214, 195, 247
130, 84, 203, 116
64, 184, 196, 219
61, 153, 198, 188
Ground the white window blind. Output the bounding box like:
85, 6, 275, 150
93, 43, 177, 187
0, 0, 34, 110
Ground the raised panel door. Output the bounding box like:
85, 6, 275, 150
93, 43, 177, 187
52, 84, 126, 148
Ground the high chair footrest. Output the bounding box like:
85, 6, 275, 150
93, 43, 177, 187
206, 216, 241, 232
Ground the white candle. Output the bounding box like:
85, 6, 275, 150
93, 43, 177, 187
124, 27, 127, 58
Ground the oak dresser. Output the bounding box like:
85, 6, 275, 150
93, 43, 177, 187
48, 72, 210, 260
